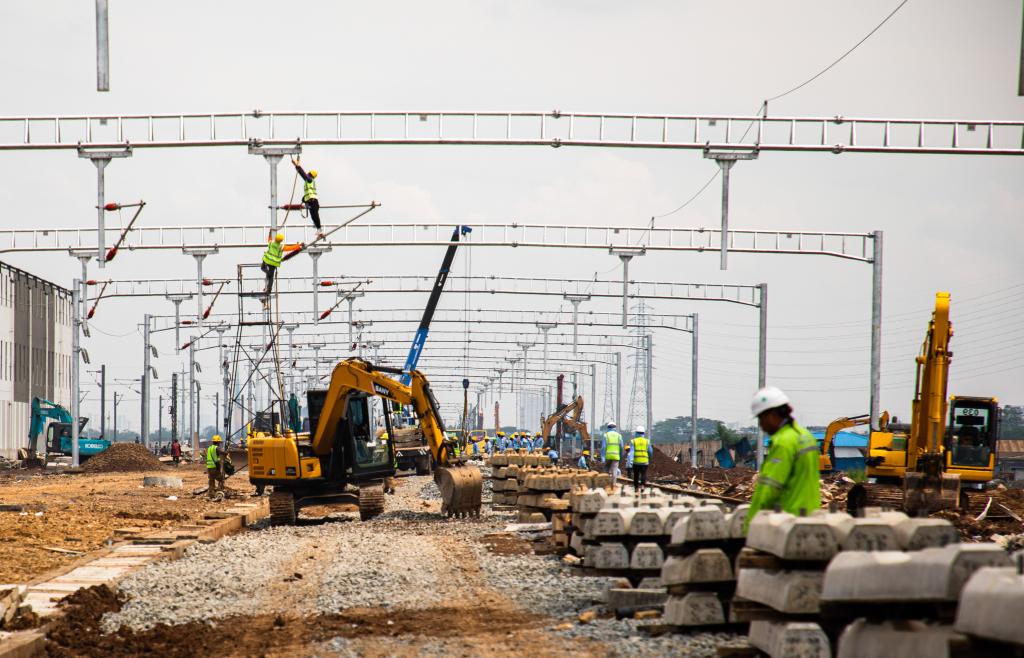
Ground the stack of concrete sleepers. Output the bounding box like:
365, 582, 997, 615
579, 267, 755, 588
658, 502, 749, 630
738, 508, 968, 658
488, 449, 546, 506
824, 537, 1010, 657
950, 560, 1024, 656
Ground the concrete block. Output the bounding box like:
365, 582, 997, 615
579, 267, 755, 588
662, 548, 734, 586
607, 587, 667, 611
593, 509, 635, 536
630, 543, 665, 570
746, 512, 839, 561
737, 568, 823, 614
822, 544, 1011, 603
894, 518, 959, 551
631, 508, 671, 536
663, 592, 725, 626
955, 566, 1024, 646
594, 543, 630, 570
748, 620, 831, 658
575, 489, 609, 514
836, 517, 900, 552
838, 619, 960, 658
637, 577, 664, 589
663, 508, 692, 536
570, 532, 585, 555
142, 476, 182, 488
582, 544, 597, 568
670, 506, 728, 544
726, 504, 750, 538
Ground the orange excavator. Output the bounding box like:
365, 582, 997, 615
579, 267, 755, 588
541, 396, 591, 447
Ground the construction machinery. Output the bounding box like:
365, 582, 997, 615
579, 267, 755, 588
818, 412, 887, 472
24, 397, 103, 466
541, 395, 591, 449
848, 292, 996, 515
248, 359, 482, 525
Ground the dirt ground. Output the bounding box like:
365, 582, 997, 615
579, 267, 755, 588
0, 462, 256, 583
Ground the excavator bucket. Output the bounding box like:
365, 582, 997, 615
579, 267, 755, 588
435, 465, 483, 517
904, 470, 961, 516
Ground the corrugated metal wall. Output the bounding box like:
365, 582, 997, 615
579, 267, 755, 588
0, 263, 72, 459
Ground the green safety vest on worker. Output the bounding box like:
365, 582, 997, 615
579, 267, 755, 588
604, 431, 622, 461
206, 444, 219, 469
262, 241, 284, 268
303, 179, 318, 202
744, 420, 821, 533
631, 436, 649, 465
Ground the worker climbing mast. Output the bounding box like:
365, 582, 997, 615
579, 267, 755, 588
291, 157, 324, 239
401, 225, 472, 385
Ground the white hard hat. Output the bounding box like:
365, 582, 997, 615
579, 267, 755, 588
635, 426, 645, 434
751, 386, 790, 417
606, 421, 616, 428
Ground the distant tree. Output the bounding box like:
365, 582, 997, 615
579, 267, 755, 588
1002, 405, 1024, 439
650, 416, 728, 444
715, 422, 743, 447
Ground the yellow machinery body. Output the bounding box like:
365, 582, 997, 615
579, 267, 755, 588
249, 359, 482, 524
819, 412, 885, 472
541, 396, 591, 448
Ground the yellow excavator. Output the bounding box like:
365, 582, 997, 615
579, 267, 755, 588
248, 359, 482, 525
541, 395, 591, 447
818, 412, 887, 472
847, 293, 999, 514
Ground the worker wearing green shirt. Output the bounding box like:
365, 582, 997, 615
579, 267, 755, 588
744, 386, 821, 533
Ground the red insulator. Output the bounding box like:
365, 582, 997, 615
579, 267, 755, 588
283, 203, 304, 211
105, 246, 118, 262
202, 308, 211, 319
85, 279, 98, 286
180, 320, 194, 326
319, 309, 332, 320
181, 342, 191, 350
103, 202, 120, 211
202, 278, 214, 286
87, 308, 96, 319
319, 281, 335, 287
266, 342, 273, 350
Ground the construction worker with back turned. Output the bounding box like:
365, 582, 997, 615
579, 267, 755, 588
630, 426, 650, 493
291, 158, 324, 238
261, 232, 284, 309
602, 422, 623, 480
744, 387, 821, 533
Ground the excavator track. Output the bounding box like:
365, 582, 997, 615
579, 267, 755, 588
846, 483, 905, 514
269, 489, 297, 526
358, 486, 385, 521
435, 465, 483, 518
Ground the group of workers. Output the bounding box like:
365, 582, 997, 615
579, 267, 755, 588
259, 157, 324, 308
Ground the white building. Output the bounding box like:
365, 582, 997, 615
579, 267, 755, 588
0, 262, 73, 459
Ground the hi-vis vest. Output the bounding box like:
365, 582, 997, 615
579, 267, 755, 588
303, 179, 318, 202
206, 444, 219, 469
262, 241, 283, 268
632, 436, 649, 464
604, 431, 622, 460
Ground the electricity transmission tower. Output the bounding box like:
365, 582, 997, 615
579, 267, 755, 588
625, 300, 649, 433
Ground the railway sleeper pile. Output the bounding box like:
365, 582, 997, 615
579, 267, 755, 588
735, 507, 1017, 658
568, 486, 751, 629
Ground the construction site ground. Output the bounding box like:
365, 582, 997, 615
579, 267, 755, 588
6, 464, 743, 657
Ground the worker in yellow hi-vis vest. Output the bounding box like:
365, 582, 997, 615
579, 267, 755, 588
602, 421, 623, 480
291, 158, 324, 238
630, 426, 650, 493
261, 233, 285, 309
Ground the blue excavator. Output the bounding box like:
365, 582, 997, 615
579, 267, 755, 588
25, 397, 105, 466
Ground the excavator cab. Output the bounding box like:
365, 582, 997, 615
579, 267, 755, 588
945, 396, 999, 485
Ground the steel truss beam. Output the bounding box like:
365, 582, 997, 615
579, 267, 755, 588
0, 110, 1021, 155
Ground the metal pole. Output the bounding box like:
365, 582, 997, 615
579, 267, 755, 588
171, 373, 177, 442
645, 333, 653, 434
757, 282, 768, 469
189, 340, 196, 453
158, 395, 163, 448
870, 230, 884, 430
620, 256, 631, 328
614, 351, 622, 426
71, 282, 81, 467
590, 362, 597, 459
195, 256, 205, 333
113, 392, 118, 441
718, 160, 734, 270
100, 363, 106, 441
94, 159, 109, 267
95, 0, 109, 91
691, 314, 699, 466
268, 155, 281, 234
142, 314, 151, 445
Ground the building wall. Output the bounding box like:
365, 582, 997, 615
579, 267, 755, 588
0, 263, 72, 459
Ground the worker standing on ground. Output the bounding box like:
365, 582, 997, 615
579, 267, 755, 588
261, 233, 285, 308
291, 158, 325, 238
744, 387, 821, 533
170, 437, 181, 467
206, 435, 226, 499
577, 449, 590, 470
602, 422, 623, 480
630, 426, 650, 493
495, 431, 506, 451
534, 432, 545, 451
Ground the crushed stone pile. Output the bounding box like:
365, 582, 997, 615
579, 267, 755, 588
81, 443, 165, 473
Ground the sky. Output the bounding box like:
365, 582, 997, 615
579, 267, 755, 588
0, 1, 1021, 434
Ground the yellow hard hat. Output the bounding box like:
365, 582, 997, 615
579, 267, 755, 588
497, 431, 505, 437
212, 435, 222, 443
381, 432, 389, 440
275, 232, 285, 242
583, 450, 590, 455
309, 170, 318, 178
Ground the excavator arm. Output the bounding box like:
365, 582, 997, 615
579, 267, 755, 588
311, 359, 481, 516
541, 396, 587, 446
820, 412, 887, 472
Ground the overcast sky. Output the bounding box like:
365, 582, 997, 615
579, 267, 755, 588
0, 1, 1021, 433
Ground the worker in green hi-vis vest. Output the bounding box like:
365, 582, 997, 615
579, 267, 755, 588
291, 158, 324, 239
260, 232, 285, 309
